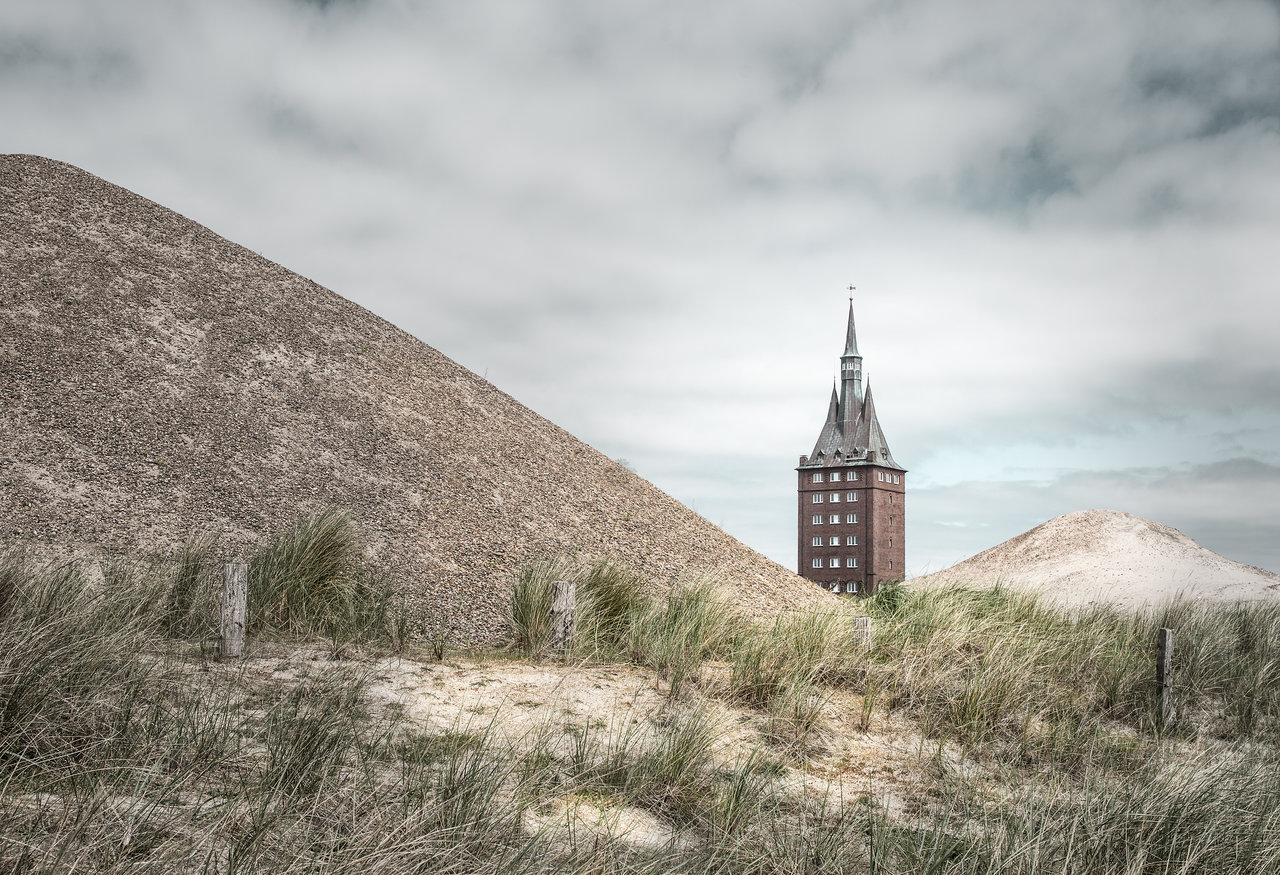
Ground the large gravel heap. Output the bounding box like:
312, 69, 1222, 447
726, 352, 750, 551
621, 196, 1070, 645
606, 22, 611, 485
914, 509, 1280, 609
0, 155, 828, 642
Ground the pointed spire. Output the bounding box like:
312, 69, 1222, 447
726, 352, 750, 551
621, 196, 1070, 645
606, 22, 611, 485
843, 298, 860, 357
826, 382, 839, 423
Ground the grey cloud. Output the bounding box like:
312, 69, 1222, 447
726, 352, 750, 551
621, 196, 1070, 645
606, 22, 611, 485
1, 0, 1277, 587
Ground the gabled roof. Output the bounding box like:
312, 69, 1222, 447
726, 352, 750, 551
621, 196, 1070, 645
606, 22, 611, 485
804, 384, 904, 470
860, 383, 903, 469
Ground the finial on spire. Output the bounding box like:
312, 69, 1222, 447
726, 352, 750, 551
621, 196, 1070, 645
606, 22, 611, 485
848, 284, 855, 303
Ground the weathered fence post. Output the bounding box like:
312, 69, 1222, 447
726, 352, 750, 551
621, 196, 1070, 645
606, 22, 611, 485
1156, 627, 1174, 730
550, 580, 575, 656
221, 562, 248, 658
853, 616, 873, 651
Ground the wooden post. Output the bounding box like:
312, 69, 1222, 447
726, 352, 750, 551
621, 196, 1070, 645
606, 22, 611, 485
550, 579, 575, 655
1156, 627, 1174, 730
221, 562, 248, 658
853, 616, 873, 651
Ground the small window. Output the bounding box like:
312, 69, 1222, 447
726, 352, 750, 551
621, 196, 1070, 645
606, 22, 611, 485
846, 535, 857, 546
829, 514, 839, 524
811, 537, 822, 547
850, 472, 858, 481
831, 582, 841, 593
831, 558, 841, 568
894, 474, 900, 484
812, 494, 824, 504
812, 515, 823, 525
829, 536, 839, 546
850, 580, 859, 593
830, 472, 841, 482
830, 493, 841, 503
846, 492, 856, 501
878, 471, 885, 482
850, 557, 858, 568
846, 513, 857, 524
812, 558, 824, 569
812, 473, 824, 483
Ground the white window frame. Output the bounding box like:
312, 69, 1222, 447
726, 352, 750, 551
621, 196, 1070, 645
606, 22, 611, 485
812, 515, 823, 525
811, 536, 822, 547
878, 471, 885, 481
830, 493, 840, 503
829, 536, 839, 546
846, 535, 857, 546
812, 558, 824, 568
846, 513, 857, 524
831, 558, 841, 568
812, 494, 824, 504
849, 557, 858, 568
850, 472, 858, 481
830, 471, 841, 482
894, 474, 900, 484
812, 472, 824, 483
849, 492, 857, 502
829, 514, 839, 524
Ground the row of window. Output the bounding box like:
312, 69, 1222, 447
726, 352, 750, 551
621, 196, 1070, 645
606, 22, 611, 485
812, 535, 858, 546
829, 580, 861, 594
812, 557, 858, 569
811, 514, 858, 525
812, 492, 858, 504
811, 471, 859, 483
812, 471, 903, 485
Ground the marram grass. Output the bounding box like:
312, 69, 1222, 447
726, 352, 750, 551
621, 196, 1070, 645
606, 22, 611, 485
2, 541, 1279, 873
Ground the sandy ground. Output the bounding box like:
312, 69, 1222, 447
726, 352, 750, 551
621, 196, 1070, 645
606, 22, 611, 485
913, 509, 1280, 610
230, 646, 962, 850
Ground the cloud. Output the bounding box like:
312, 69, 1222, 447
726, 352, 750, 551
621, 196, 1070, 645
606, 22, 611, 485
2, 0, 1277, 581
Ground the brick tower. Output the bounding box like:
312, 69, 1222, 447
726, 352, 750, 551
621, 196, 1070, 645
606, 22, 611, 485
797, 302, 905, 594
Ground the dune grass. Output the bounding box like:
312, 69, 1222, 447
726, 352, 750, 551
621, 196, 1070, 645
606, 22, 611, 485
2, 540, 1279, 872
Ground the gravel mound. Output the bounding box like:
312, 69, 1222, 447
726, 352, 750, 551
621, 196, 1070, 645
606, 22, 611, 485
0, 154, 829, 642
913, 509, 1280, 609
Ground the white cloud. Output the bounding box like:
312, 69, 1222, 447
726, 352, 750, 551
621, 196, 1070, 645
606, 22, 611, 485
3, 0, 1278, 575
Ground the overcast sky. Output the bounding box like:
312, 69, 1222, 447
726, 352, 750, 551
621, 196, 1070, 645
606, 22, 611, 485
4, 0, 1279, 576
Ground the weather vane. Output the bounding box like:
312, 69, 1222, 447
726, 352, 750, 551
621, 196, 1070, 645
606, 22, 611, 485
848, 284, 855, 303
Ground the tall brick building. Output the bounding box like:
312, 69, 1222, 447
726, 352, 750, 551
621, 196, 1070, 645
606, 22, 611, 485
797, 303, 905, 594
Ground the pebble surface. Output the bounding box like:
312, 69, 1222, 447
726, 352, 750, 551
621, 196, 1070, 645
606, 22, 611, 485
0, 155, 833, 644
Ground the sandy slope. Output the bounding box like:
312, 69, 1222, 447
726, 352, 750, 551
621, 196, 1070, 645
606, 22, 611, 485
1, 154, 830, 643
913, 509, 1280, 610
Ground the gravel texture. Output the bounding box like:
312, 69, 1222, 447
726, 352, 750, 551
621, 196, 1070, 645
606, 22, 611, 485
0, 154, 831, 643
913, 509, 1280, 609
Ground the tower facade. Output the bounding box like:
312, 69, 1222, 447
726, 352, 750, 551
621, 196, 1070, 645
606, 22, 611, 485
797, 303, 906, 595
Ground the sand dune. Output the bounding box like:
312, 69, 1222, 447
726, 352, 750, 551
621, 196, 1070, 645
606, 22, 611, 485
913, 509, 1280, 609
0, 154, 828, 643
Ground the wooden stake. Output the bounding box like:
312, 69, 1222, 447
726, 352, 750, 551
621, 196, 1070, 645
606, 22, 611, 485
221, 562, 248, 658
550, 579, 575, 656
853, 616, 873, 651
1156, 627, 1174, 730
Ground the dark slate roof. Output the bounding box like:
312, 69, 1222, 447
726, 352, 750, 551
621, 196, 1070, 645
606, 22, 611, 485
801, 305, 905, 471
804, 384, 904, 470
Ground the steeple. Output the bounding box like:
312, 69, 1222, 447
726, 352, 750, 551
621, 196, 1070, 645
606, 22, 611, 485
839, 298, 864, 424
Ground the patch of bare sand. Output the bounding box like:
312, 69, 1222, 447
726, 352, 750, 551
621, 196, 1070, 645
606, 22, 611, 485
224, 647, 966, 848
914, 509, 1280, 610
